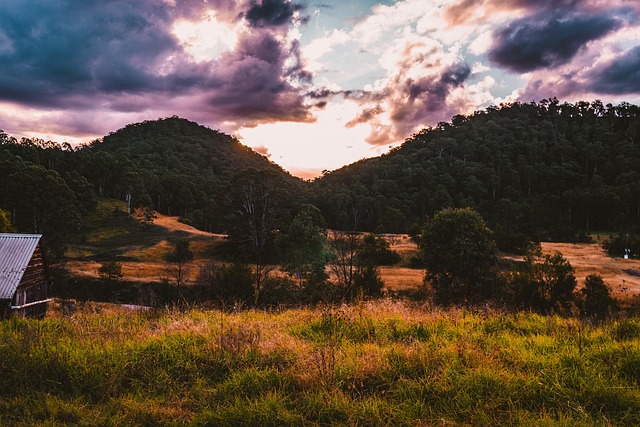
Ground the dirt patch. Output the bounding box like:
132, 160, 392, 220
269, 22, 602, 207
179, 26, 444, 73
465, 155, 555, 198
153, 214, 225, 238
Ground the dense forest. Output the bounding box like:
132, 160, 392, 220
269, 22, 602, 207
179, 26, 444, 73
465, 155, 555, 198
1, 99, 640, 260
313, 99, 640, 244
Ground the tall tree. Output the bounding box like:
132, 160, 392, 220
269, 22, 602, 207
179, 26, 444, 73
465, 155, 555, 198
165, 239, 194, 304
420, 208, 499, 305
276, 204, 329, 287
7, 165, 80, 261
225, 169, 293, 303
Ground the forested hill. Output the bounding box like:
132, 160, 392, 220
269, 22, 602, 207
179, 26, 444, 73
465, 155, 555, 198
312, 100, 640, 243
85, 117, 302, 220
0, 117, 304, 257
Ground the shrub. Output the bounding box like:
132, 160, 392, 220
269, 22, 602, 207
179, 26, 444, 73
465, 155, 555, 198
603, 233, 639, 259
97, 261, 123, 281
579, 274, 618, 319
359, 234, 401, 266
259, 276, 300, 308
508, 249, 577, 314
196, 262, 255, 307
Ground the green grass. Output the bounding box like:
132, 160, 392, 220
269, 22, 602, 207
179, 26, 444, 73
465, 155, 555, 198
1, 301, 640, 426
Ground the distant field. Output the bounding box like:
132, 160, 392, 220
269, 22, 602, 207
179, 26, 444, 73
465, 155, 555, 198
541, 242, 640, 296
66, 203, 640, 297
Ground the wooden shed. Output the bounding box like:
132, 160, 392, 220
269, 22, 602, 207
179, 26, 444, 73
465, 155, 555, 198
0, 234, 50, 319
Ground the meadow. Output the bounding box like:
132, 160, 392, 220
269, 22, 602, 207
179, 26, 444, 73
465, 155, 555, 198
2, 300, 640, 426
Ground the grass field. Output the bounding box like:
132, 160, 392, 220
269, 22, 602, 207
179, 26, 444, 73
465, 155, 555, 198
2, 300, 640, 426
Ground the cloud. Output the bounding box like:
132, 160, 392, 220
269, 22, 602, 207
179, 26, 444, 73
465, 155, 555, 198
488, 12, 621, 72
245, 0, 304, 28
252, 144, 272, 157
588, 46, 640, 94
204, 31, 314, 124
445, 0, 482, 26
387, 63, 472, 134
345, 106, 384, 128
0, 0, 315, 136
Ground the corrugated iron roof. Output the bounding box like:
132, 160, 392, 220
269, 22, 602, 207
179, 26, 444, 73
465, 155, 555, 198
0, 234, 42, 300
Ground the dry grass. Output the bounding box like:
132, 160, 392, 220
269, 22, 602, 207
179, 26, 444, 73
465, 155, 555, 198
153, 213, 225, 238
379, 266, 423, 291
541, 242, 640, 296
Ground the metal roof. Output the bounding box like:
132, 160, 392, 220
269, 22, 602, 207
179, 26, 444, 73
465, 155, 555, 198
0, 234, 42, 300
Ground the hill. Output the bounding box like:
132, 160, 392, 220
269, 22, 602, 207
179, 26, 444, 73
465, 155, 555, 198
312, 100, 640, 244
0, 117, 305, 255
3, 102, 640, 260
82, 117, 305, 231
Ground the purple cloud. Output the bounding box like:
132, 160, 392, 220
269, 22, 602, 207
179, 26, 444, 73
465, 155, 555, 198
0, 0, 314, 132
589, 46, 640, 94
488, 12, 620, 73
388, 63, 471, 133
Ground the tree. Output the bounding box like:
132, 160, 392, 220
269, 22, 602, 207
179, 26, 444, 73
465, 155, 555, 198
420, 208, 499, 305
328, 230, 385, 301
7, 165, 81, 261
276, 204, 329, 287
579, 274, 618, 319
165, 239, 194, 303
0, 208, 15, 232
224, 169, 292, 303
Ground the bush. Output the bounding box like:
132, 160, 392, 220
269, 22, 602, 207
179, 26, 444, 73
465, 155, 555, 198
603, 233, 639, 259
579, 274, 618, 319
508, 249, 577, 313
196, 262, 255, 307
97, 261, 123, 281
300, 281, 338, 305
359, 234, 401, 265
352, 265, 384, 300
258, 276, 300, 309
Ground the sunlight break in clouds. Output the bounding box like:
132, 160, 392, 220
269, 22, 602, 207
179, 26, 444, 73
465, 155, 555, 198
0, 0, 639, 178
172, 10, 240, 62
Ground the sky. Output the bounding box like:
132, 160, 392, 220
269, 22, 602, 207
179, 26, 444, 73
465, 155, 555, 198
1, 0, 639, 179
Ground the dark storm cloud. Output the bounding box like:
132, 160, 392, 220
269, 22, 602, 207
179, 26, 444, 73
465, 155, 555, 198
0, 1, 181, 107
245, 0, 304, 27
488, 12, 620, 72
589, 46, 640, 94
0, 0, 315, 128
205, 31, 313, 122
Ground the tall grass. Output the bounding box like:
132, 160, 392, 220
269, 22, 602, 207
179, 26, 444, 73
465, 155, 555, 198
1, 301, 639, 426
